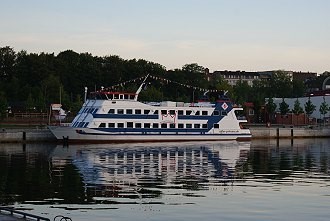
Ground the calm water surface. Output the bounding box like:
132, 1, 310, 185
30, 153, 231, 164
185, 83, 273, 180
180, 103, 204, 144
0, 139, 330, 221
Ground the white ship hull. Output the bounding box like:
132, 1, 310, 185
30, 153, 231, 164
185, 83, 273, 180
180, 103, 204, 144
49, 126, 251, 143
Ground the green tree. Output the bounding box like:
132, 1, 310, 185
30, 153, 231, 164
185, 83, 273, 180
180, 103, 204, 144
266, 97, 277, 123
292, 98, 304, 125
304, 97, 316, 124
0, 91, 8, 119
233, 80, 251, 105
26, 93, 35, 112
319, 96, 329, 126
0, 46, 17, 81
279, 98, 290, 115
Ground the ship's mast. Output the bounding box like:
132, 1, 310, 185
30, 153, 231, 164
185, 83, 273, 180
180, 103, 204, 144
134, 74, 149, 101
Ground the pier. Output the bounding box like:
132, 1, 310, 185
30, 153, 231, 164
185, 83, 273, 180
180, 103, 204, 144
0, 126, 329, 143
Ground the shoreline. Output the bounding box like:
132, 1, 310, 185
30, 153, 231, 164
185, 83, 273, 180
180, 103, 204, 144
0, 126, 329, 143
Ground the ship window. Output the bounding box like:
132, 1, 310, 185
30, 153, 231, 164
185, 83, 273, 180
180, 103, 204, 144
178, 110, 184, 115
114, 94, 119, 99
118, 109, 124, 114
161, 110, 167, 115
135, 123, 142, 128
118, 123, 124, 128
144, 110, 150, 114
194, 124, 200, 128
108, 109, 115, 114
127, 122, 133, 128
212, 110, 220, 116
186, 124, 192, 128
214, 124, 219, 128
120, 94, 124, 99
126, 109, 133, 114
154, 110, 159, 114
202, 111, 208, 116
202, 124, 208, 128
161, 123, 167, 128
169, 110, 175, 115
99, 123, 106, 128
178, 123, 184, 128
108, 123, 115, 128
186, 110, 192, 115
153, 123, 159, 128
144, 123, 151, 128
221, 111, 227, 116
195, 111, 200, 115
170, 123, 175, 128
135, 109, 141, 114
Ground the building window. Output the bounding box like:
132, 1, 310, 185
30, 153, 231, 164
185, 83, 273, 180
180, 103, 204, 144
144, 123, 151, 128
202, 111, 208, 116
108, 109, 115, 114
144, 110, 150, 114
169, 110, 175, 115
117, 109, 124, 114
186, 124, 192, 128
178, 110, 184, 115
118, 123, 124, 128
221, 111, 227, 116
99, 123, 106, 128
194, 124, 200, 128
202, 124, 208, 128
154, 110, 159, 114
195, 111, 200, 115
186, 110, 192, 115
178, 123, 184, 128
214, 124, 219, 128
108, 123, 115, 128
135, 109, 141, 114
170, 123, 175, 128
249, 109, 254, 116
127, 122, 133, 128
126, 109, 133, 114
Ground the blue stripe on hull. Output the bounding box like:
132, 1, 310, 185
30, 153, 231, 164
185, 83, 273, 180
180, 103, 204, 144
77, 131, 251, 137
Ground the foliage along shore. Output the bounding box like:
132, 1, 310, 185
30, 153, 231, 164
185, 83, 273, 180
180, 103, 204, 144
0, 46, 329, 123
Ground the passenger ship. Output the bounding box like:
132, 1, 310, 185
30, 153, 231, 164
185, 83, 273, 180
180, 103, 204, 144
49, 76, 251, 143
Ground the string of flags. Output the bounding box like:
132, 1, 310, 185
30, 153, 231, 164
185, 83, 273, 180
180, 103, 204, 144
100, 74, 220, 93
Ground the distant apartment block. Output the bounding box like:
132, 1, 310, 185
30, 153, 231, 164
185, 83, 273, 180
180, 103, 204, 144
208, 70, 317, 86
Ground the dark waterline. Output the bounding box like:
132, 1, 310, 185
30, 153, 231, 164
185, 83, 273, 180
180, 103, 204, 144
0, 139, 329, 221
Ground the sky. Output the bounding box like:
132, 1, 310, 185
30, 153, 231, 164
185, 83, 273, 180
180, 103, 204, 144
1, 0, 329, 74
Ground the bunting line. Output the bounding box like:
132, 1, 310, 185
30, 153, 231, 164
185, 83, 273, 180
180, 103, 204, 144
101, 74, 220, 93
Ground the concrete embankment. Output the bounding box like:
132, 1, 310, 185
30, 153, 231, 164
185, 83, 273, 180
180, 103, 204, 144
250, 126, 330, 139
0, 128, 56, 143
0, 127, 330, 143
0, 127, 329, 143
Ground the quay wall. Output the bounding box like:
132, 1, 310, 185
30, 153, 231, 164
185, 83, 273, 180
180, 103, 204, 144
0, 127, 329, 143
0, 129, 56, 143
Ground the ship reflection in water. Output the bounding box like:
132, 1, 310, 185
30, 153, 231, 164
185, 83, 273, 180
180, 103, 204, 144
50, 141, 250, 202
1, 139, 330, 221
